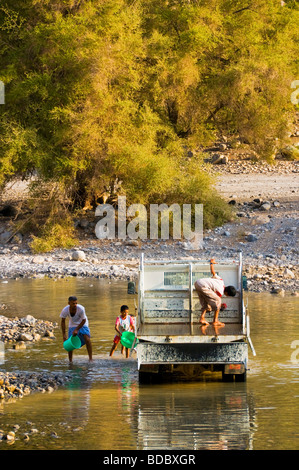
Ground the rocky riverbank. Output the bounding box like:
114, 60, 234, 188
0, 313, 64, 410
0, 370, 71, 402
0, 188, 298, 294
0, 160, 298, 295
0, 314, 64, 410
0, 228, 297, 295
0, 415, 82, 445
0, 314, 57, 345
0, 370, 72, 443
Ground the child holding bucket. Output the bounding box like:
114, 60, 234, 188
109, 305, 135, 358
60, 296, 93, 362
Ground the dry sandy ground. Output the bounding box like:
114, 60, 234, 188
213, 160, 298, 202
2, 160, 298, 203
216, 171, 298, 202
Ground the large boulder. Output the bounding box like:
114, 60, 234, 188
71, 250, 86, 261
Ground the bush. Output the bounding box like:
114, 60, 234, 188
20, 180, 78, 253
279, 145, 299, 161
30, 221, 78, 253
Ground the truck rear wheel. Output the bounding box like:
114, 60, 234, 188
222, 371, 247, 382
139, 371, 153, 384
235, 371, 247, 382
222, 373, 234, 382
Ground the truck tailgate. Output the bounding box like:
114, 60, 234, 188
137, 322, 244, 343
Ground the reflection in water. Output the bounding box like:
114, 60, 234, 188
0, 279, 298, 450
63, 366, 91, 432
117, 366, 138, 430
136, 384, 255, 450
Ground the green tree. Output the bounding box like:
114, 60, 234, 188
0, 0, 298, 249
140, 0, 299, 157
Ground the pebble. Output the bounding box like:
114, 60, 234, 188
284, 268, 295, 279
32, 255, 45, 264
260, 202, 271, 211
13, 341, 26, 350
29, 428, 39, 434
271, 287, 285, 295
71, 250, 86, 261
246, 234, 258, 242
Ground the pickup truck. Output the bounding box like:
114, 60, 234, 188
131, 253, 255, 382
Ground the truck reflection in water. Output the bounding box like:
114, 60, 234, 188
136, 384, 256, 450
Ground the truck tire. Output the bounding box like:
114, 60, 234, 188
235, 371, 247, 382
222, 373, 234, 382
139, 371, 152, 384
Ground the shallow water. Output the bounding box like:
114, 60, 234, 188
0, 278, 298, 450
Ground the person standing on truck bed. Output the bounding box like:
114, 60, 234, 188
194, 259, 236, 327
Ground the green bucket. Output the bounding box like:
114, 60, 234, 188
63, 335, 82, 352
120, 331, 138, 349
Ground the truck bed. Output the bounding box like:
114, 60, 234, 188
137, 322, 244, 340
134, 256, 254, 380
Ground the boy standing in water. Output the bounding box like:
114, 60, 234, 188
110, 305, 135, 358
60, 296, 93, 362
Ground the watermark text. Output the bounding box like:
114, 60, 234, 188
95, 196, 203, 248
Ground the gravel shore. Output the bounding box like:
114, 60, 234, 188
0, 314, 67, 411
0, 214, 297, 295
0, 314, 57, 344
0, 370, 71, 402
0, 370, 72, 443
0, 160, 298, 296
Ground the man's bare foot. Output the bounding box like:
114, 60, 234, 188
200, 325, 208, 335
199, 320, 209, 325
212, 321, 225, 327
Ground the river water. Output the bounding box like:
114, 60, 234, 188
0, 278, 298, 450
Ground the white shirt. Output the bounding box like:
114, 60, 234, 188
197, 274, 225, 296
60, 304, 89, 328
